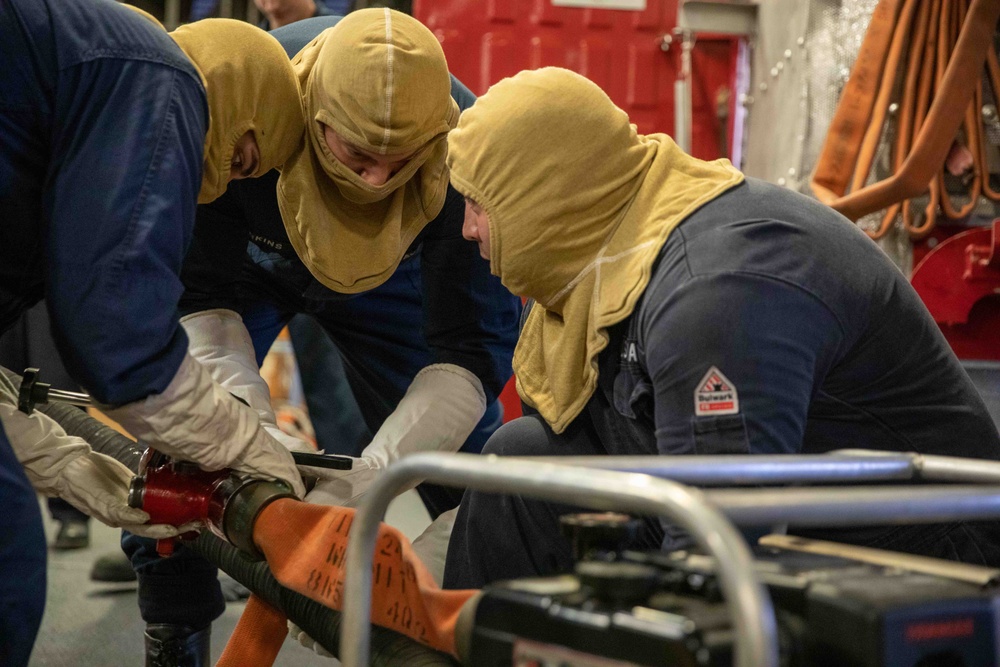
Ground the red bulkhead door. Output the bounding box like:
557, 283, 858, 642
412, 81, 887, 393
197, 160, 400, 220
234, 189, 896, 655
415, 0, 741, 161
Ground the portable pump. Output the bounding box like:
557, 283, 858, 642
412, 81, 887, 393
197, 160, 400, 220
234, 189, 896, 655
463, 513, 1000, 667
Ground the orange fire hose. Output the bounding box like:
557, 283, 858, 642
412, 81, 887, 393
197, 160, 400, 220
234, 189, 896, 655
216, 499, 476, 666
810, 0, 1000, 235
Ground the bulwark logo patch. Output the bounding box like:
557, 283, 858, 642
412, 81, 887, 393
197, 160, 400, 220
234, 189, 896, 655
694, 366, 739, 416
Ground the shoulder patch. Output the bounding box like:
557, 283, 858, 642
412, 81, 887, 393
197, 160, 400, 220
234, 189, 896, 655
694, 366, 739, 416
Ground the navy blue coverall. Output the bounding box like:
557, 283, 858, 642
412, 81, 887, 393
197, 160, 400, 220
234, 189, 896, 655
122, 16, 522, 630
0, 0, 206, 663
445, 178, 1000, 589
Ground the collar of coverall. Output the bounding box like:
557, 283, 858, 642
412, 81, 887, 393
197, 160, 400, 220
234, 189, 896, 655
447, 67, 746, 434
276, 8, 459, 295
170, 19, 305, 204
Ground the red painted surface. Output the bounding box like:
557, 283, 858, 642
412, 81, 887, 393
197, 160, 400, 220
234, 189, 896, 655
414, 1, 743, 421
415, 0, 742, 160
137, 461, 230, 527
498, 375, 523, 421
910, 220, 1000, 361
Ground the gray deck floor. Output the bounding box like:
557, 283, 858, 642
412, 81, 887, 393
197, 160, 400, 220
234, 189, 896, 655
28, 491, 431, 667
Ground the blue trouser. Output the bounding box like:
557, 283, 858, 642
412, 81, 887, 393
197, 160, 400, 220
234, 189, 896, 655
0, 428, 47, 667
123, 254, 503, 626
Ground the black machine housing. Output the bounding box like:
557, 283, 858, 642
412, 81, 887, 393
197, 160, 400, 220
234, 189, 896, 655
467, 535, 1000, 666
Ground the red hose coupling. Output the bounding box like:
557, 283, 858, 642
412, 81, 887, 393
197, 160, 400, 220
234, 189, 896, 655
127, 448, 296, 559
127, 449, 235, 556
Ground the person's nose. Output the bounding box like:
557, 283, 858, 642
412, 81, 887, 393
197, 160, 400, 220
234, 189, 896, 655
359, 163, 392, 186
462, 206, 479, 242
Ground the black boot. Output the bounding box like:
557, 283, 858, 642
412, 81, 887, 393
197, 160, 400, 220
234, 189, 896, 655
144, 624, 211, 667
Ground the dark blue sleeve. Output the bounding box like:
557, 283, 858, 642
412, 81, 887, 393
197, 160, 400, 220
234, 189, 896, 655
270, 15, 343, 57
420, 186, 521, 403
44, 59, 207, 405
450, 75, 476, 112
640, 273, 844, 456
179, 181, 253, 316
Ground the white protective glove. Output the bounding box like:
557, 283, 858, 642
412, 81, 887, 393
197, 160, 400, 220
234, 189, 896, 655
100, 351, 306, 498
304, 363, 486, 507
287, 622, 335, 659
287, 507, 458, 657
179, 309, 314, 456
411, 507, 457, 587
0, 390, 195, 538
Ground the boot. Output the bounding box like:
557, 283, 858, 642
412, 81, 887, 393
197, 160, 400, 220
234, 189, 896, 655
52, 519, 90, 550
144, 623, 211, 667
90, 551, 136, 583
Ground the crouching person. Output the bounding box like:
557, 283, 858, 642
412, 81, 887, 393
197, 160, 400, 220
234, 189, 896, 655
441, 68, 1000, 590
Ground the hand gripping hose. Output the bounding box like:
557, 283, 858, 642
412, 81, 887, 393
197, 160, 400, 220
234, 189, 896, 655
0, 367, 461, 666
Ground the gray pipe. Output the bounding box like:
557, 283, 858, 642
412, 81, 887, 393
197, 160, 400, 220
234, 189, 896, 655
509, 453, 917, 485
706, 485, 1000, 526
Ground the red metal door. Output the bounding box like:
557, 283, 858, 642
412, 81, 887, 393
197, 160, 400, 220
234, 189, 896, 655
414, 0, 741, 161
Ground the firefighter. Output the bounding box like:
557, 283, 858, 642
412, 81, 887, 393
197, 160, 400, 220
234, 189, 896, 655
442, 67, 1000, 589
120, 10, 520, 662
0, 2, 307, 663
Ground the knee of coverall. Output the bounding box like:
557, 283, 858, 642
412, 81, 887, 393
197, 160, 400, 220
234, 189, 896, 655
461, 397, 504, 455
0, 428, 46, 667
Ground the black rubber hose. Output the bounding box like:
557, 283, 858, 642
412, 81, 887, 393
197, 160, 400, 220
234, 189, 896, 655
189, 532, 458, 666
1, 365, 147, 470
1, 366, 457, 666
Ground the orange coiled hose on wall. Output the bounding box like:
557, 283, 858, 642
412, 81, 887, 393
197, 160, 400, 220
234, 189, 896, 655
810, 0, 1000, 236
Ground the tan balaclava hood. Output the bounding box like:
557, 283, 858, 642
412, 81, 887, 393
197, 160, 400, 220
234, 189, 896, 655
277, 8, 459, 294
171, 20, 305, 204
448, 68, 744, 433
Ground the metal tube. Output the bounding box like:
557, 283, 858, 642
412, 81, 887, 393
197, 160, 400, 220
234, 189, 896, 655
706, 485, 1000, 526
341, 453, 778, 667
46, 387, 92, 408
833, 449, 1000, 484
511, 453, 916, 485
916, 454, 1000, 484
163, 0, 181, 30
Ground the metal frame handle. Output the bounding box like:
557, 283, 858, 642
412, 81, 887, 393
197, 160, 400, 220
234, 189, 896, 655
341, 450, 1000, 666
340, 453, 779, 667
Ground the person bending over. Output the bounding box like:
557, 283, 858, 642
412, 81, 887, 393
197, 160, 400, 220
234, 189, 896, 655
122, 10, 520, 663
0, 3, 307, 663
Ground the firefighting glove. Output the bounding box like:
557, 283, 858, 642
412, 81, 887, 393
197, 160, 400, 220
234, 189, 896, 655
302, 364, 486, 507
179, 308, 316, 457
0, 389, 196, 538
100, 352, 306, 498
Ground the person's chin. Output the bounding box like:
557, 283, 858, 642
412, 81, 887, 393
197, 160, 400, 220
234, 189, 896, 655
479, 248, 489, 261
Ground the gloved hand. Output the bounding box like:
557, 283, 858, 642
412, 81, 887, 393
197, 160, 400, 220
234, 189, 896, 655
180, 308, 315, 456
0, 395, 196, 538
100, 352, 306, 498
410, 507, 458, 587
303, 363, 486, 508
287, 622, 335, 658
